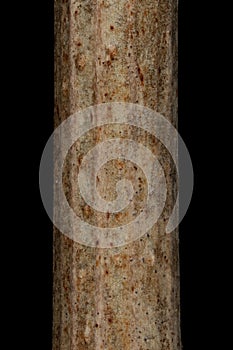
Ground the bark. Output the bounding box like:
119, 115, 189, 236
54, 0, 179, 349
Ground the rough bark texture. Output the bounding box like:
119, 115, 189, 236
54, 0, 179, 349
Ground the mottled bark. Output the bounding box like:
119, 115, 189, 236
54, 0, 179, 349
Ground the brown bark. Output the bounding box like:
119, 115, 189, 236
53, 0, 179, 349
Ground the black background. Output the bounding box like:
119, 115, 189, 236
17, 1, 226, 349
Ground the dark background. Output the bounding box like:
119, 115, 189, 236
21, 1, 224, 349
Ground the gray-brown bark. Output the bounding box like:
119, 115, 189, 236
53, 0, 179, 349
